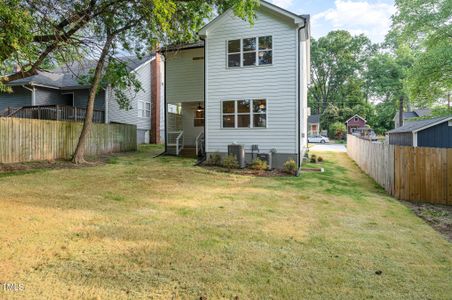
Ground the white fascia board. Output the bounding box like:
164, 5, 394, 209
131, 57, 156, 73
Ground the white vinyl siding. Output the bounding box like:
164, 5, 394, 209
166, 48, 204, 104
108, 60, 152, 130
205, 8, 299, 154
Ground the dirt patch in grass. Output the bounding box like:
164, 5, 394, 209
0, 152, 137, 175
403, 202, 452, 242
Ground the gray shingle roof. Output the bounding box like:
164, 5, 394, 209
308, 114, 320, 124
7, 55, 154, 89
388, 116, 452, 134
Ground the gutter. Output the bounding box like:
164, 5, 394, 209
296, 16, 308, 175
161, 51, 168, 155
200, 37, 206, 160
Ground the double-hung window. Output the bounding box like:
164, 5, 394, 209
227, 36, 272, 68
222, 99, 267, 128
138, 100, 150, 118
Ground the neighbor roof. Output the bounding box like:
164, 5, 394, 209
393, 109, 432, 121
388, 116, 452, 134
308, 114, 320, 124
345, 114, 367, 123
6, 55, 154, 89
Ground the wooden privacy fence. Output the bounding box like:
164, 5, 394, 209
347, 134, 452, 205
0, 117, 137, 163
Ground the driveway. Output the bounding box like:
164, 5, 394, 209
309, 143, 347, 152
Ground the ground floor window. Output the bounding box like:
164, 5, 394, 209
222, 99, 267, 128
138, 100, 150, 118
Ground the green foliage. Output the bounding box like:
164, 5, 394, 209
320, 104, 340, 132
317, 156, 324, 162
329, 122, 347, 139
223, 154, 239, 170
390, 0, 452, 104
309, 30, 375, 114
249, 158, 268, 171
0, 0, 33, 91
310, 154, 317, 164
283, 159, 297, 175
206, 152, 222, 166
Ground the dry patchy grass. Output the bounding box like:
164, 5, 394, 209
0, 145, 450, 299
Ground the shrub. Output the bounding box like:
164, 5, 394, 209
223, 154, 240, 170
317, 156, 324, 162
249, 158, 268, 171
206, 152, 222, 166
310, 154, 317, 163
283, 159, 297, 175
329, 122, 347, 140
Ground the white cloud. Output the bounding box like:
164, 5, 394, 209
271, 0, 294, 9
312, 0, 396, 42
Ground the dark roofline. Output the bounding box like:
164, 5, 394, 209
388, 116, 452, 134
160, 41, 205, 53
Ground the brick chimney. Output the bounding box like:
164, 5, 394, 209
150, 53, 161, 144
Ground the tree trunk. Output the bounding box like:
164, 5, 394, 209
72, 35, 113, 164
399, 95, 404, 128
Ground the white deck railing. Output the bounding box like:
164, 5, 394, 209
167, 131, 184, 155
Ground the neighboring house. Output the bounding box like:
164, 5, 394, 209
345, 114, 366, 134
393, 109, 432, 128
387, 116, 452, 148
0, 55, 164, 144
308, 114, 320, 135
162, 1, 311, 169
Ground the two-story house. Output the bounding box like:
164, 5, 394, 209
162, 0, 310, 169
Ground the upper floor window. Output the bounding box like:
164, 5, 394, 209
227, 36, 272, 68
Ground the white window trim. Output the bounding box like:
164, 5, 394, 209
138, 99, 151, 118
226, 36, 273, 68
221, 99, 267, 129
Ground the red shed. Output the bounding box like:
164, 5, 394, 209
345, 114, 367, 134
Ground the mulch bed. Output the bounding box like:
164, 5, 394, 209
403, 201, 452, 242
201, 165, 293, 177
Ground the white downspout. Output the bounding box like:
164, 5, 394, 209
22, 85, 35, 105
413, 132, 418, 147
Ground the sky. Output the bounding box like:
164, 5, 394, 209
271, 0, 396, 43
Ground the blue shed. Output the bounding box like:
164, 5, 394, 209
387, 116, 452, 148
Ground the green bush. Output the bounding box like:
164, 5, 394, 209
249, 158, 268, 171
317, 156, 324, 162
206, 152, 222, 166
310, 157, 317, 163
223, 154, 239, 170
283, 159, 297, 175
329, 122, 347, 139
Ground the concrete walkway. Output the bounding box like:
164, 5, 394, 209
309, 143, 347, 152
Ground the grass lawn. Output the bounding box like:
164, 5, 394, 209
0, 145, 450, 299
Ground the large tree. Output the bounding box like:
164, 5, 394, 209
308, 30, 375, 114
389, 0, 452, 105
